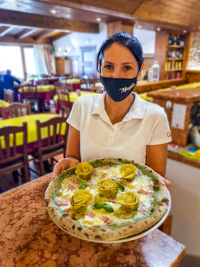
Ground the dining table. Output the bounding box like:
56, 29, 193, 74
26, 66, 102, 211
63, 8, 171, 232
0, 173, 186, 267
59, 79, 81, 91
0, 100, 9, 107
18, 85, 55, 106
54, 90, 97, 114
0, 113, 64, 152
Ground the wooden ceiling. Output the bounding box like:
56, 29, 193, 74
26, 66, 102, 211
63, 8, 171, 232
0, 0, 199, 44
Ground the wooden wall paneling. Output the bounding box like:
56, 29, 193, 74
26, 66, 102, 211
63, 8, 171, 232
182, 34, 190, 79
107, 21, 122, 37
154, 31, 168, 80
121, 24, 134, 35
107, 21, 134, 37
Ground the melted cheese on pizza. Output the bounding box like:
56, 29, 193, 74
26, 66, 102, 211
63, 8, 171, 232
56, 165, 156, 227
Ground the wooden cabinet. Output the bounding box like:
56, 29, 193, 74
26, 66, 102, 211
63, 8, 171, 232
155, 31, 189, 81
55, 57, 71, 75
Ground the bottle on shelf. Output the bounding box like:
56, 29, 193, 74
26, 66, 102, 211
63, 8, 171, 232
148, 67, 153, 82
168, 34, 173, 45
176, 35, 180, 45
180, 36, 185, 46
152, 60, 160, 81
174, 34, 177, 45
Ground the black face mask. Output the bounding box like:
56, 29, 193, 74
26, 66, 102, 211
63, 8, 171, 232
100, 76, 137, 102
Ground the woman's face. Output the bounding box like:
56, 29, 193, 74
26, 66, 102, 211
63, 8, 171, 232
101, 43, 139, 79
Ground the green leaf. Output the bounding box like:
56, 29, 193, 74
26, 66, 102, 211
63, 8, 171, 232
112, 179, 125, 192
102, 203, 114, 213
79, 182, 88, 189
94, 202, 114, 212
94, 201, 103, 209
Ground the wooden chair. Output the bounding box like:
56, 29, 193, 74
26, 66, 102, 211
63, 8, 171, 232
21, 84, 44, 112
0, 122, 29, 182
57, 89, 72, 117
4, 89, 14, 103
1, 102, 31, 119
56, 84, 73, 92
92, 85, 104, 94
32, 117, 68, 176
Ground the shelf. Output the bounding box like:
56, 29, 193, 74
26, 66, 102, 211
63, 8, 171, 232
166, 58, 184, 61
165, 69, 183, 72
168, 45, 184, 48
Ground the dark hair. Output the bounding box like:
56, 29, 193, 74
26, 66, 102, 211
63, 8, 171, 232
97, 32, 144, 73
6, 69, 11, 75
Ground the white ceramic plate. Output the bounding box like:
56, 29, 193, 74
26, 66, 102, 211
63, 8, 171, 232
49, 190, 171, 244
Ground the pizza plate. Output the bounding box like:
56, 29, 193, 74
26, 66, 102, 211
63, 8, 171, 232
48, 190, 171, 243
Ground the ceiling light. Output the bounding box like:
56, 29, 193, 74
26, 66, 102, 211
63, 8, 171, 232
156, 27, 161, 31
183, 30, 187, 33
50, 9, 56, 14
137, 25, 142, 29
96, 18, 101, 22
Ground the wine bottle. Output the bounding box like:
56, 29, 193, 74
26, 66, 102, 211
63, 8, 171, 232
174, 34, 177, 45
168, 34, 172, 45
177, 35, 180, 45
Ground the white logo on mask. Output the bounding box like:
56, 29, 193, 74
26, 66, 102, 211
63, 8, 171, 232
119, 83, 135, 93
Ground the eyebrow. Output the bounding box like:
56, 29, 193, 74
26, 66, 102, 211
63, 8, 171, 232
104, 61, 134, 65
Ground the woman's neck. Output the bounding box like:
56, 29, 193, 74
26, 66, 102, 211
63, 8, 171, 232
104, 93, 135, 124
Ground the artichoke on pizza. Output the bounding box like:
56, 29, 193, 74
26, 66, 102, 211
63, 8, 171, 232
70, 190, 93, 213
117, 192, 139, 212
119, 164, 136, 181
75, 162, 93, 180
98, 179, 118, 198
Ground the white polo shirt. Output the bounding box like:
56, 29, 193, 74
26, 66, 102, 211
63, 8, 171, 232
67, 92, 171, 164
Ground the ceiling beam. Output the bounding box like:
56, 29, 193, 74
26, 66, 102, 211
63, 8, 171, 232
0, 35, 51, 44
0, 26, 14, 37
15, 28, 38, 40
32, 30, 55, 41
0, 9, 99, 33
39, 0, 135, 20
50, 32, 70, 42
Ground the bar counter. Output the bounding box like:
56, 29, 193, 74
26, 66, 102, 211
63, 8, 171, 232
0, 174, 186, 267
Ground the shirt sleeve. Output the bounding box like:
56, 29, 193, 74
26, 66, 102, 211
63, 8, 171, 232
67, 100, 81, 131
148, 109, 172, 145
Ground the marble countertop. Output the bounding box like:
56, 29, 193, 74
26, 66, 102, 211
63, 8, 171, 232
0, 174, 186, 267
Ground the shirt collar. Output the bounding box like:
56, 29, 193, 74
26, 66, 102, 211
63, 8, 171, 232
92, 92, 145, 123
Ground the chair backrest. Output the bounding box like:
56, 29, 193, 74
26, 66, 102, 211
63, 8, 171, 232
1, 102, 31, 119
92, 85, 104, 94
21, 84, 38, 98
36, 117, 68, 154
57, 89, 72, 117
4, 89, 14, 103
57, 84, 73, 91
0, 122, 27, 164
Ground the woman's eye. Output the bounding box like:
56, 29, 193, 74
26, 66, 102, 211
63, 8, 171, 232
124, 66, 132, 70
104, 65, 112, 69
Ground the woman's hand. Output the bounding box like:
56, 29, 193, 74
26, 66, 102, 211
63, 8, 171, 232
162, 177, 171, 188
53, 157, 80, 178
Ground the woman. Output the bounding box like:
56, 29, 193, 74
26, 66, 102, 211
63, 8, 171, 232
54, 32, 171, 186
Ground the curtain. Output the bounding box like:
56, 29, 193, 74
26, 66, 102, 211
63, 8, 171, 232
43, 46, 54, 75
33, 45, 55, 77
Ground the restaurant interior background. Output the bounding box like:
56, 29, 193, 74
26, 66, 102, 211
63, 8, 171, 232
0, 1, 200, 266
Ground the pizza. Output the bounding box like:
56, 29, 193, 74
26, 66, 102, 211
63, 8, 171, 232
45, 158, 169, 241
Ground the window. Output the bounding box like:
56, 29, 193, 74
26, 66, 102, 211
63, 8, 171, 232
0, 45, 24, 79
24, 47, 37, 79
